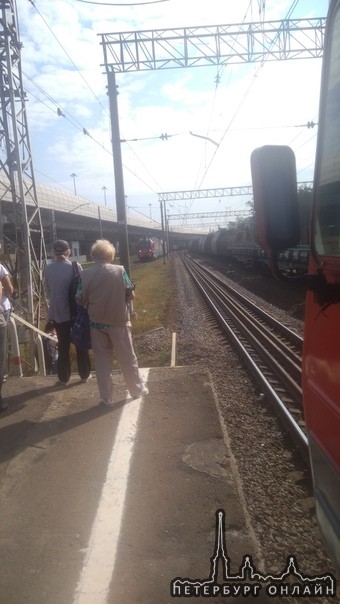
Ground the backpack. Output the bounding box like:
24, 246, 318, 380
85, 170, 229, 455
69, 261, 80, 322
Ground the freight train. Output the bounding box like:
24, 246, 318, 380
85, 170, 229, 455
189, 225, 259, 267
189, 228, 309, 276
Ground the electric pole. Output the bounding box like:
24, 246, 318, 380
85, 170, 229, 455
0, 0, 47, 330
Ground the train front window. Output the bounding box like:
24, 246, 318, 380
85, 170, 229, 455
314, 2, 340, 258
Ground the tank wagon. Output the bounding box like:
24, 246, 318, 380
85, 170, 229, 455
191, 227, 309, 275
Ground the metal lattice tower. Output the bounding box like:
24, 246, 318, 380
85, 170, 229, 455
0, 0, 47, 327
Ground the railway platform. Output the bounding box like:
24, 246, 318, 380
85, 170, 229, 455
0, 366, 268, 604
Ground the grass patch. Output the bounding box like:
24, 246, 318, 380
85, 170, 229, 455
14, 257, 175, 376
130, 258, 174, 335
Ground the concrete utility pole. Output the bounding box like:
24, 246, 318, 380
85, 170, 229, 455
106, 70, 130, 276
0, 0, 47, 330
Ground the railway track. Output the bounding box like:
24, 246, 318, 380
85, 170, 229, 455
182, 254, 309, 461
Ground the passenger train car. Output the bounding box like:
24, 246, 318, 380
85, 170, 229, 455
258, 245, 310, 276
250, 0, 340, 571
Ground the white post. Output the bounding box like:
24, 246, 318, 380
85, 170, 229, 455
36, 334, 46, 376
8, 316, 23, 377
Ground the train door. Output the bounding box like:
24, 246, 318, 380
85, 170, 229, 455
303, 0, 340, 569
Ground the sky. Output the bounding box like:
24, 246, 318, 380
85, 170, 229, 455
15, 0, 330, 231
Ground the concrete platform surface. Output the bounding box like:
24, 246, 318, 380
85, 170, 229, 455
0, 367, 264, 604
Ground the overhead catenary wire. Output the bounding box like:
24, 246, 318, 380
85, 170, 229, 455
24, 74, 323, 191
28, 0, 108, 116
34, 168, 77, 195
196, 0, 303, 190
127, 205, 161, 224
25, 81, 160, 194
25, 0, 165, 195
294, 130, 318, 154
74, 0, 169, 4
24, 63, 321, 188
193, 0, 260, 196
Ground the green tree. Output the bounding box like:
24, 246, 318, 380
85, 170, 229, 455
297, 185, 313, 244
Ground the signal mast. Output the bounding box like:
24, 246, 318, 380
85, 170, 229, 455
0, 0, 47, 330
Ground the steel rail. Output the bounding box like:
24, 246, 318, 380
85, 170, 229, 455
202, 260, 304, 350
183, 259, 301, 392
182, 255, 309, 459
189, 261, 303, 395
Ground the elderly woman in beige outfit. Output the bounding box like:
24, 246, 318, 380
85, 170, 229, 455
78, 239, 148, 407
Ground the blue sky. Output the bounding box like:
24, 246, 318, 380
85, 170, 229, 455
16, 0, 329, 230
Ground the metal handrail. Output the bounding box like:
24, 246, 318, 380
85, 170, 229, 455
9, 312, 58, 377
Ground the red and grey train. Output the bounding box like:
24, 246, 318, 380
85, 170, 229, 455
136, 237, 163, 261
251, 0, 340, 571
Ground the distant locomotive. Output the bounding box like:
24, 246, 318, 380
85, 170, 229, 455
136, 237, 162, 261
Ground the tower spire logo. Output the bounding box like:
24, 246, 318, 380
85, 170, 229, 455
170, 509, 336, 599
